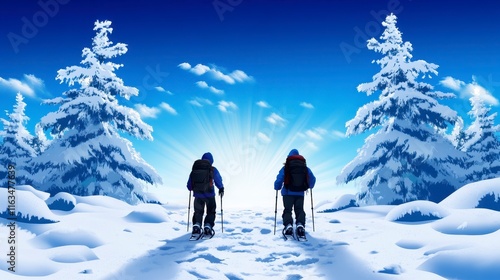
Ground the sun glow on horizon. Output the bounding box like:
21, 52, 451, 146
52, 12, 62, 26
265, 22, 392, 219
146, 99, 352, 209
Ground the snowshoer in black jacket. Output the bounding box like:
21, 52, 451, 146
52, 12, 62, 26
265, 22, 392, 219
274, 149, 316, 238
187, 152, 224, 237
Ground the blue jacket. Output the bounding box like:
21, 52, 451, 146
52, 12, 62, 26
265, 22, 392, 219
274, 149, 316, 196
187, 152, 224, 198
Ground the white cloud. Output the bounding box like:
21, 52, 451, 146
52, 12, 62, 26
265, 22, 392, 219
210, 88, 224, 95
332, 130, 347, 140
301, 127, 328, 141
256, 101, 271, 108
465, 82, 499, 106
300, 102, 314, 109
210, 69, 234, 84
179, 62, 253, 85
135, 104, 160, 119
178, 62, 191, 70
218, 100, 238, 112
191, 64, 211, 75
189, 97, 213, 107
160, 102, 178, 115
196, 81, 209, 88
306, 141, 318, 150
24, 74, 44, 87
0, 74, 48, 98
196, 81, 224, 95
440, 76, 465, 91
266, 113, 286, 126
189, 100, 203, 107
440, 76, 498, 105
257, 132, 271, 143
314, 127, 328, 135
305, 129, 324, 140
305, 130, 321, 140
135, 102, 178, 118
154, 86, 167, 93
230, 70, 252, 83
0, 77, 35, 97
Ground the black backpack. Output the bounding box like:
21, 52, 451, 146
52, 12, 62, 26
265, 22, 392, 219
190, 159, 214, 193
284, 155, 309, 192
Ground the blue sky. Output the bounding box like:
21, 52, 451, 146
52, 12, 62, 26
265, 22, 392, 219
1, 0, 500, 206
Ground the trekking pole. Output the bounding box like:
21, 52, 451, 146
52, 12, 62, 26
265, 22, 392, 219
274, 190, 278, 235
187, 191, 192, 232
310, 189, 315, 232
220, 194, 224, 233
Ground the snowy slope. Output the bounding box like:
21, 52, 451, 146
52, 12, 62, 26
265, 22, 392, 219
1, 181, 500, 279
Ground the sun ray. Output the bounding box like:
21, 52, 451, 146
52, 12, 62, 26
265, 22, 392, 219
146, 98, 350, 209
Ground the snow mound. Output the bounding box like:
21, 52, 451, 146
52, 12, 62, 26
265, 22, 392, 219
47, 245, 99, 263
46, 192, 77, 211
0, 227, 56, 276
31, 228, 104, 249
76, 195, 132, 208
16, 185, 50, 200
317, 194, 358, 213
432, 208, 500, 235
0, 187, 59, 223
395, 239, 425, 250
1, 254, 60, 277
440, 177, 500, 211
124, 203, 170, 223
419, 244, 500, 279
386, 200, 449, 222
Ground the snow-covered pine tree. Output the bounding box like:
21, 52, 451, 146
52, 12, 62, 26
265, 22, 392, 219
458, 92, 500, 182
0, 92, 37, 187
336, 14, 466, 205
32, 20, 162, 204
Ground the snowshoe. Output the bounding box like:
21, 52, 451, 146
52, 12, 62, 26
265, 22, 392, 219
189, 225, 203, 241
296, 225, 307, 242
201, 226, 215, 239
282, 224, 295, 241
189, 233, 203, 241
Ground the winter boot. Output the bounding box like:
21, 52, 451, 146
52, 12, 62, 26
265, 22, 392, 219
189, 224, 203, 240
204, 225, 214, 238
296, 224, 306, 238
192, 224, 201, 235
284, 224, 293, 236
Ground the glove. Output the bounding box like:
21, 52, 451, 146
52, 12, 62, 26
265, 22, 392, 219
219, 188, 224, 198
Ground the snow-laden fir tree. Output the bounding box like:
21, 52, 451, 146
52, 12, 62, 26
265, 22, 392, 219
337, 14, 466, 205
32, 20, 162, 204
0, 92, 37, 187
456, 89, 500, 182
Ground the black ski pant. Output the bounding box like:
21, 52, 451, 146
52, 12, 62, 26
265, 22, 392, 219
192, 196, 217, 228
282, 195, 305, 227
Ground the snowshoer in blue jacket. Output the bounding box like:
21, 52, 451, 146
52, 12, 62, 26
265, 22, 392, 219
187, 152, 224, 237
274, 149, 316, 237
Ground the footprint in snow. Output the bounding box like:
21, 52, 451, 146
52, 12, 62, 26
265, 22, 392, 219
260, 228, 271, 234
176, 253, 224, 264
284, 258, 320, 266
